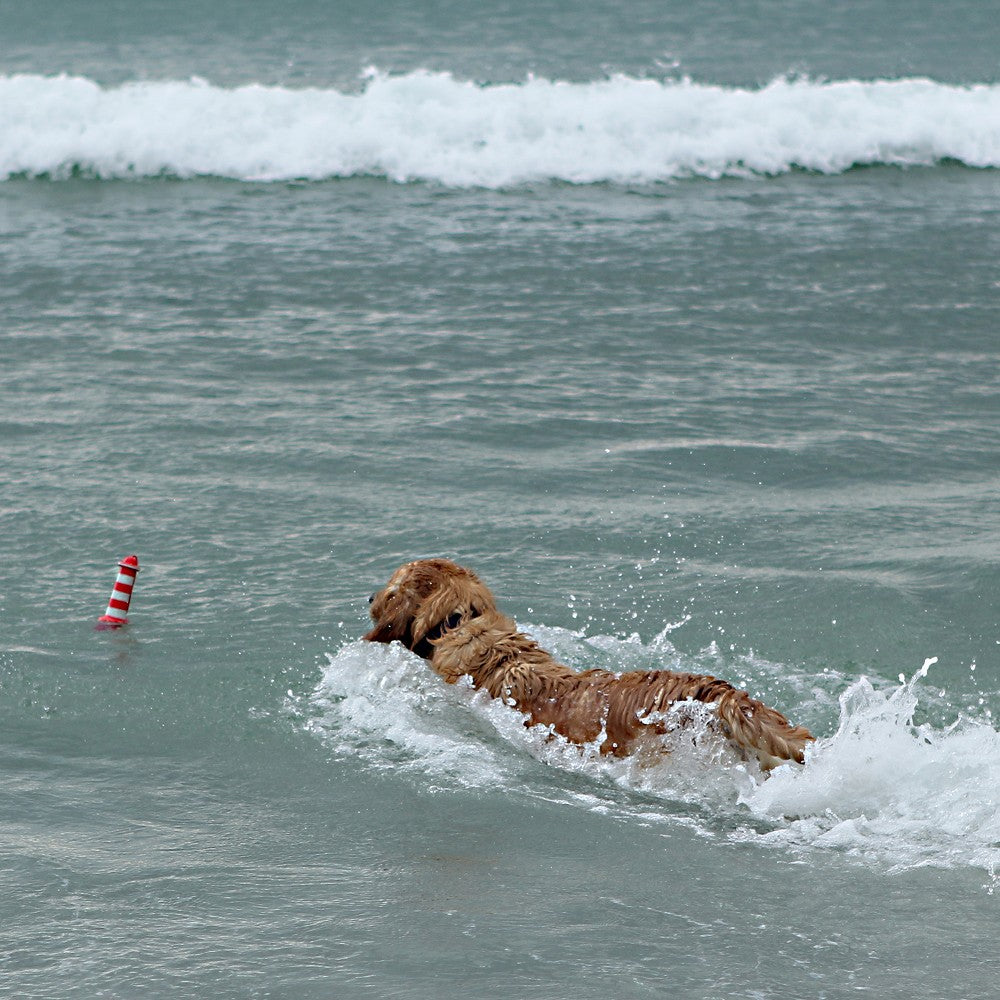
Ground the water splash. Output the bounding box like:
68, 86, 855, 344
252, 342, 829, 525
308, 641, 1000, 875
739, 659, 1000, 874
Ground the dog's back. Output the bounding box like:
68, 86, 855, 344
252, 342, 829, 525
366, 558, 814, 771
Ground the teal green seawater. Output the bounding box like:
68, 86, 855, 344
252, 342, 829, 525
2, 3, 999, 997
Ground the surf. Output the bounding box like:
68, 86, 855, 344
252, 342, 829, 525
3, 70, 1000, 186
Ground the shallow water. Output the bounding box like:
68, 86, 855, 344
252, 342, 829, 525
2, 2, 999, 997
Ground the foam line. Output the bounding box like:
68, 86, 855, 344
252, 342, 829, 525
3, 71, 999, 185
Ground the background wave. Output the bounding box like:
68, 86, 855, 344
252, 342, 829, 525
3, 70, 1000, 186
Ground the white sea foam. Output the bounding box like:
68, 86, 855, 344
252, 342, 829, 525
309, 638, 1000, 877
738, 659, 1000, 877
304, 640, 512, 791
3, 70, 1000, 186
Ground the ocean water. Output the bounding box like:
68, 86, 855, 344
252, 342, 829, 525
2, 1, 999, 997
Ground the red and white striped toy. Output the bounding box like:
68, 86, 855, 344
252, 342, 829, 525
96, 554, 140, 629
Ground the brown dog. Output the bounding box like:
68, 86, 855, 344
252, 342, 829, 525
364, 558, 814, 771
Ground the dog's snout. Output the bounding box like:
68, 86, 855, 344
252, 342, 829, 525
368, 592, 376, 605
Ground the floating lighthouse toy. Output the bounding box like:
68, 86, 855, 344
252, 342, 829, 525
96, 554, 140, 629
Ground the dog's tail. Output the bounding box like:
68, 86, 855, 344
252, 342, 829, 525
714, 688, 814, 771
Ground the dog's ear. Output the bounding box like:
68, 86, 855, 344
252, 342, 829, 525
410, 567, 495, 646
363, 589, 417, 646
364, 560, 497, 654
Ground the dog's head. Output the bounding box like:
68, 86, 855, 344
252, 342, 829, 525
363, 558, 497, 657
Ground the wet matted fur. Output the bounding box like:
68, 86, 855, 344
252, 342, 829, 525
364, 558, 814, 770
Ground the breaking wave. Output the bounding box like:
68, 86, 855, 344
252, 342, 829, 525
3, 70, 1000, 186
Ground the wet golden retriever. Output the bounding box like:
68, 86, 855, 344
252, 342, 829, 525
364, 558, 813, 771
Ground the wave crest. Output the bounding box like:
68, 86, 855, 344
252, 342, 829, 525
3, 70, 1000, 186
